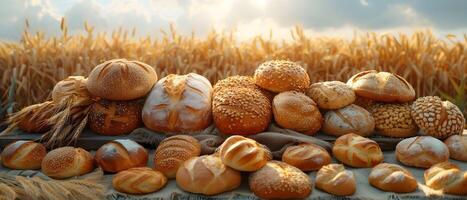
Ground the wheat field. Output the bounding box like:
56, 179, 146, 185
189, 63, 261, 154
0, 21, 466, 121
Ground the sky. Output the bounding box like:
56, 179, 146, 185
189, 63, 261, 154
1, 0, 466, 41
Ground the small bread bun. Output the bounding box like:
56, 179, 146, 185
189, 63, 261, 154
424, 162, 467, 195
112, 167, 167, 194
307, 81, 356, 109
41, 147, 94, 179
51, 76, 89, 101
273, 91, 322, 135
213, 75, 273, 101
17, 101, 54, 133
88, 99, 142, 136
86, 59, 158, 100
249, 161, 312, 199
369, 163, 418, 193
176, 155, 241, 195
322, 104, 375, 137
332, 133, 383, 168
315, 164, 356, 196
212, 87, 271, 135
347, 70, 415, 103
396, 136, 449, 168
411, 96, 465, 139
218, 135, 272, 172
142, 73, 212, 133
1, 141, 46, 170
368, 103, 418, 138
95, 139, 148, 173
444, 135, 467, 161
282, 143, 331, 171
154, 135, 201, 178
254, 60, 310, 93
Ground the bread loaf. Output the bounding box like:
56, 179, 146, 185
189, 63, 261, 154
307, 81, 355, 109
17, 101, 54, 133
41, 147, 94, 179
369, 163, 418, 193
176, 155, 241, 195
95, 139, 148, 173
315, 164, 356, 196
282, 143, 331, 171
51, 76, 89, 101
154, 135, 201, 178
332, 133, 383, 168
396, 136, 449, 168
444, 135, 467, 161
112, 167, 167, 194
213, 75, 273, 101
254, 60, 310, 93
424, 162, 467, 195
322, 104, 375, 137
218, 135, 272, 171
88, 99, 142, 136
142, 73, 212, 133
1, 140, 46, 170
368, 103, 418, 138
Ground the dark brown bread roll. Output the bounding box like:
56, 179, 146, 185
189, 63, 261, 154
88, 99, 142, 136
95, 139, 148, 173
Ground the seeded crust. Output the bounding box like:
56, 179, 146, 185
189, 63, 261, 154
113, 167, 167, 194
315, 164, 356, 196
254, 60, 310, 93
52, 76, 89, 101
368, 103, 418, 138
282, 143, 331, 171
307, 81, 356, 109
368, 163, 418, 193
411, 96, 465, 139
213, 75, 274, 101
41, 147, 94, 179
88, 99, 142, 136
95, 140, 148, 173
218, 135, 272, 172
1, 141, 46, 170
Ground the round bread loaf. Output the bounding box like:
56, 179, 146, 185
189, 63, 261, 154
218, 135, 272, 172
1, 140, 46, 170
212, 87, 271, 135
113, 167, 167, 194
88, 99, 142, 136
322, 104, 375, 137
86, 59, 158, 100
424, 162, 467, 195
273, 91, 322, 135
17, 101, 54, 133
307, 81, 356, 109
444, 135, 467, 161
282, 143, 331, 171
332, 133, 383, 168
396, 136, 449, 168
315, 164, 356, 196
411, 96, 464, 139
213, 75, 273, 101
346, 70, 415, 102
369, 163, 418, 193
368, 103, 418, 138
353, 95, 374, 109
249, 161, 312, 199
142, 73, 212, 133
52, 76, 89, 101
176, 155, 241, 195
254, 60, 310, 93
154, 135, 201, 178
95, 139, 148, 173
41, 147, 94, 179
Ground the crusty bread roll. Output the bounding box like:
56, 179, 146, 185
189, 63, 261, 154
86, 59, 158, 100
176, 155, 241, 195
322, 104, 375, 137
444, 135, 467, 161
17, 101, 54, 133
307, 81, 355, 109
332, 133, 383, 168
249, 161, 312, 199
347, 70, 415, 103
1, 140, 46, 170
218, 135, 272, 172
112, 167, 167, 194
369, 163, 418, 193
315, 164, 356, 196
95, 139, 148, 173
154, 135, 201, 178
396, 136, 449, 168
213, 75, 273, 101
282, 143, 331, 171
353, 95, 374, 109
212, 87, 271, 135
272, 91, 323, 135
369, 103, 418, 138
411, 96, 465, 139
88, 99, 142, 136
254, 60, 310, 93
424, 162, 467, 195
142, 73, 212, 133
51, 76, 89, 101
41, 147, 94, 179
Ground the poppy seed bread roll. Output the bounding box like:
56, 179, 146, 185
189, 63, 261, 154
218, 135, 272, 172
95, 139, 148, 173
88, 99, 142, 136
41, 147, 94, 179
1, 140, 46, 170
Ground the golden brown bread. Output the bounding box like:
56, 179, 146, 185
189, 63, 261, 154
1, 140, 46, 170
272, 91, 323, 135
322, 104, 375, 137
213, 75, 274, 101
424, 162, 467, 195
282, 143, 331, 171
142, 73, 212, 133
218, 135, 272, 172
86, 59, 158, 100
112, 167, 167, 194
51, 76, 89, 101
307, 81, 356, 109
95, 139, 148, 173
249, 161, 312, 199
444, 135, 467, 161
88, 99, 142, 136
154, 135, 201, 178
332, 133, 383, 168
41, 147, 94, 179
396, 136, 449, 168
176, 155, 241, 195
17, 101, 54, 133
315, 164, 356, 196
254, 60, 310, 93
368, 103, 418, 138
369, 163, 418, 193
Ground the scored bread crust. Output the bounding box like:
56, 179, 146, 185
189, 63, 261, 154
369, 163, 418, 193
307, 81, 356, 109
1, 140, 46, 170
113, 167, 167, 195
218, 135, 272, 172
396, 136, 449, 168
41, 147, 94, 179
282, 143, 331, 171
95, 139, 148, 173
254, 60, 310, 93
315, 164, 356, 196
88, 99, 142, 136
332, 133, 383, 168
424, 162, 467, 195
444, 135, 467, 161
322, 104, 375, 137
